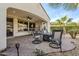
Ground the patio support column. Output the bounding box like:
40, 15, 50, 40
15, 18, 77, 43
14, 17, 18, 36
41, 22, 44, 30
27, 17, 31, 31
28, 21, 29, 31
0, 7, 6, 51
47, 21, 50, 32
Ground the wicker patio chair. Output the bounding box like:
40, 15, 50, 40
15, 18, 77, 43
32, 31, 43, 44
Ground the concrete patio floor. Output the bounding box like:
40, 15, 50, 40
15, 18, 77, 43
0, 34, 78, 56
6, 36, 35, 56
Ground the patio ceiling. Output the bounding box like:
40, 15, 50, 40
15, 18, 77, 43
7, 7, 47, 22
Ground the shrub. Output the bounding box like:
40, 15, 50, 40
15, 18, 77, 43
33, 48, 47, 56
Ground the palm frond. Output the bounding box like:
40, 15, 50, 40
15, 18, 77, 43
67, 18, 73, 23
61, 16, 68, 22
48, 3, 79, 11
63, 3, 79, 10
48, 3, 61, 8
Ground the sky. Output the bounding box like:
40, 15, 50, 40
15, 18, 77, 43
42, 3, 79, 22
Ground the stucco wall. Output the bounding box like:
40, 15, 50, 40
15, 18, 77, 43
0, 8, 6, 51
0, 3, 50, 21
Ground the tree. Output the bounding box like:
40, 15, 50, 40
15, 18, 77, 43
49, 3, 79, 11
55, 16, 72, 33
66, 22, 78, 39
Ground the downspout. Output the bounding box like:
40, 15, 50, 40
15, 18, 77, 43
40, 3, 51, 32
39, 3, 51, 21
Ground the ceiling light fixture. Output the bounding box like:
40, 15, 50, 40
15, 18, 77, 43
27, 16, 32, 20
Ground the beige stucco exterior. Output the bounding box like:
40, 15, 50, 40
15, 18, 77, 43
0, 3, 50, 51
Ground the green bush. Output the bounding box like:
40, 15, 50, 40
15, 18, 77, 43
50, 27, 63, 31
50, 25, 79, 39
33, 48, 47, 56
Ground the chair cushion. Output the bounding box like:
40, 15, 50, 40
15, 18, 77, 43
32, 39, 42, 44
35, 35, 41, 38
51, 39, 60, 45
49, 42, 60, 49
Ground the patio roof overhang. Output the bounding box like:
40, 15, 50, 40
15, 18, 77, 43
7, 7, 47, 23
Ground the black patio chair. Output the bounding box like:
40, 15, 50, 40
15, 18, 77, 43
49, 30, 63, 52
43, 33, 52, 42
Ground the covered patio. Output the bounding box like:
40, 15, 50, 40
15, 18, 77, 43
7, 7, 48, 37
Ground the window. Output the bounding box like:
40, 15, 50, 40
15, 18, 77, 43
18, 19, 28, 32
29, 22, 35, 31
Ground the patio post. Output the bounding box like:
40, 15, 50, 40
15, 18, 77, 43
27, 16, 31, 31
28, 21, 29, 31
13, 17, 18, 36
